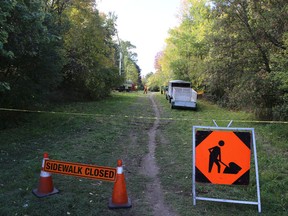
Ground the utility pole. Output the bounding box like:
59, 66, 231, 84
115, 28, 123, 76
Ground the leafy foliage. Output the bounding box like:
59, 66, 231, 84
0, 0, 64, 107
207, 0, 288, 119
155, 0, 212, 90
61, 2, 120, 99
120, 40, 142, 86
0, 0, 128, 109
153, 0, 288, 120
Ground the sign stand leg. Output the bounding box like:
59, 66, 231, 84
192, 128, 196, 205
252, 129, 262, 213
212, 120, 218, 127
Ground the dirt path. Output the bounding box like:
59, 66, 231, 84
140, 93, 178, 216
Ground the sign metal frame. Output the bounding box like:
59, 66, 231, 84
192, 125, 261, 213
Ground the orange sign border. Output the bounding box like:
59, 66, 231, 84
44, 159, 117, 182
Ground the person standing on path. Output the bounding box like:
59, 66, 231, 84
143, 85, 148, 94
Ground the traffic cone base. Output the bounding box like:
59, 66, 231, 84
32, 187, 59, 198
108, 197, 132, 209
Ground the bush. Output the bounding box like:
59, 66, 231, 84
149, 85, 160, 92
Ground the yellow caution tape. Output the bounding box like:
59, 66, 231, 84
1, 108, 288, 124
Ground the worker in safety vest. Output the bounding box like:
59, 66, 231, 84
143, 85, 148, 94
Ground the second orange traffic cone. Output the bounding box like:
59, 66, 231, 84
108, 160, 132, 209
32, 153, 59, 198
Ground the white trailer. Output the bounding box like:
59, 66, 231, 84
166, 80, 191, 103
171, 87, 197, 109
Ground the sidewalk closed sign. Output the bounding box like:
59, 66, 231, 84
44, 159, 117, 182
195, 130, 251, 185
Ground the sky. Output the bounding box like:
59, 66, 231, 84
96, 0, 181, 76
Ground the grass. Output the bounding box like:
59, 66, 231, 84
0, 91, 287, 215
0, 92, 154, 216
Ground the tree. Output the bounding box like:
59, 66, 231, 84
207, 0, 288, 119
61, 0, 121, 99
157, 0, 212, 90
153, 0, 288, 120
120, 40, 141, 86
0, 0, 127, 108
0, 0, 64, 107
154, 51, 163, 71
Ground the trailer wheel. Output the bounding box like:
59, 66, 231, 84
171, 102, 175, 109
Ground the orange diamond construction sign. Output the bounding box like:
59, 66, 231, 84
195, 130, 251, 185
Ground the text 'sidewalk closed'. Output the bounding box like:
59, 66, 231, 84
44, 159, 116, 182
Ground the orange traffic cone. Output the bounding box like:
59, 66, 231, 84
32, 153, 59, 198
108, 160, 132, 209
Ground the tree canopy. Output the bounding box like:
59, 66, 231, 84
150, 0, 288, 120
1, 0, 287, 121
0, 0, 141, 109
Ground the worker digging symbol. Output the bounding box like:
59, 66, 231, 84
208, 140, 224, 173
208, 140, 242, 174
195, 130, 251, 185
